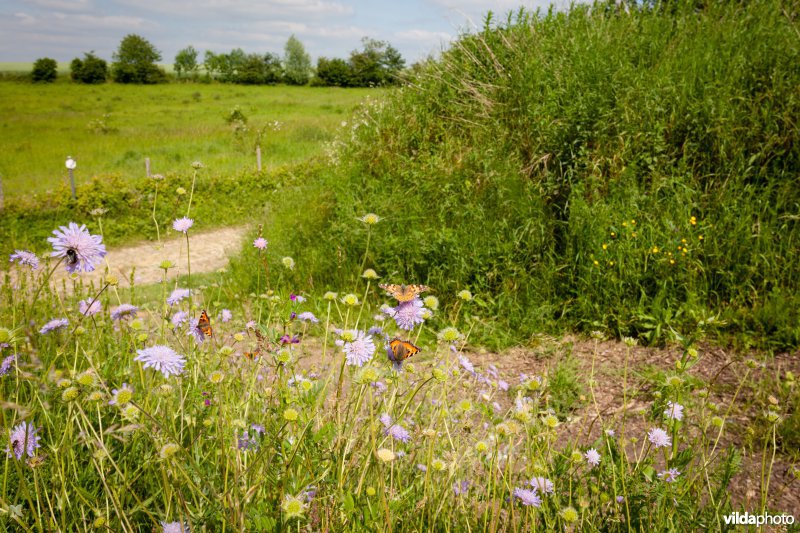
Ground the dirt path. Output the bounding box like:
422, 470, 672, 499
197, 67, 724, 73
52, 226, 249, 287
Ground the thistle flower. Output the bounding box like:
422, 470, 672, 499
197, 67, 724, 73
297, 312, 318, 323
166, 288, 191, 306
6, 422, 41, 460
172, 217, 193, 233
513, 488, 541, 507
135, 345, 186, 378
529, 477, 554, 495
657, 468, 681, 482
585, 448, 601, 467
220, 309, 232, 323
253, 237, 268, 250
664, 401, 684, 421
110, 304, 138, 321
9, 250, 39, 270
0, 355, 16, 377
386, 297, 427, 331
40, 318, 69, 335
648, 427, 671, 448
48, 222, 107, 273
342, 330, 375, 367
78, 299, 102, 317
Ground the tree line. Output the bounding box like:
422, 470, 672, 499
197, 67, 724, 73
29, 34, 406, 87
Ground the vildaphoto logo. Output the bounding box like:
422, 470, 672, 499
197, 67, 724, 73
723, 512, 795, 526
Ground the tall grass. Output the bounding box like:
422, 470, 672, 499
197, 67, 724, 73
264, 0, 800, 350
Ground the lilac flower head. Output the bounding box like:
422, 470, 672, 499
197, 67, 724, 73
453, 480, 470, 496
648, 427, 671, 448
367, 326, 384, 337
79, 299, 102, 317
386, 297, 428, 331
529, 477, 554, 495
135, 345, 186, 378
40, 318, 69, 335
9, 250, 39, 270
297, 312, 319, 323
513, 487, 542, 507
371, 381, 387, 394
166, 288, 191, 306
161, 521, 190, 533
379, 413, 392, 427
220, 309, 232, 323
251, 423, 266, 435
280, 334, 300, 345
172, 217, 193, 233
658, 468, 681, 483
237, 430, 258, 451
342, 330, 375, 367
1, 355, 17, 377
459, 355, 475, 374
187, 317, 206, 345
253, 237, 268, 250
111, 304, 138, 321
664, 401, 684, 421
585, 448, 601, 467
6, 421, 41, 460
171, 311, 188, 329
386, 424, 411, 443
48, 222, 107, 273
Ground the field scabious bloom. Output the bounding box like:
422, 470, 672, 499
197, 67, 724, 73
220, 309, 232, 323
664, 401, 684, 421
297, 312, 319, 323
585, 448, 601, 467
79, 299, 102, 317
171, 311, 188, 329
658, 468, 681, 482
166, 288, 191, 306
9, 250, 39, 269
48, 222, 107, 273
6, 421, 41, 460
529, 477, 555, 495
386, 423, 411, 443
385, 297, 427, 331
513, 487, 542, 507
253, 237, 267, 250
0, 355, 16, 377
341, 330, 375, 366
648, 427, 671, 448
111, 304, 138, 321
40, 318, 69, 334
135, 345, 186, 378
161, 521, 190, 533
172, 217, 193, 233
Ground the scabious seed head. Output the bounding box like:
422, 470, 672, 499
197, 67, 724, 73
159, 443, 180, 460
431, 459, 446, 471
76, 370, 96, 387
93, 517, 107, 528
422, 428, 436, 438
57, 378, 71, 388
357, 366, 380, 384
376, 448, 395, 462
360, 213, 381, 225
543, 414, 559, 429
561, 507, 579, 523
366, 487, 376, 496
121, 405, 138, 420
438, 327, 462, 343
458, 399, 472, 412
570, 450, 584, 463
457, 289, 473, 301
87, 391, 104, 402
62, 387, 80, 401
432, 368, 447, 382
475, 441, 489, 453
362, 268, 379, 279
666, 375, 684, 388
281, 257, 295, 270
423, 295, 439, 310
209, 370, 225, 384
282, 494, 305, 519
283, 408, 299, 422
323, 291, 338, 300
159, 259, 175, 270
341, 293, 359, 306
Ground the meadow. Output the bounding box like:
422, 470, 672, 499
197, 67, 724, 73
1, 1, 799, 531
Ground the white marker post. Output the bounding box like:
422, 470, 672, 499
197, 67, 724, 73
65, 156, 77, 200
256, 145, 262, 172
145, 157, 151, 178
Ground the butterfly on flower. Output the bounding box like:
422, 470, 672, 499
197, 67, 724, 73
244, 328, 269, 360
379, 283, 430, 302
196, 310, 213, 338
388, 338, 421, 366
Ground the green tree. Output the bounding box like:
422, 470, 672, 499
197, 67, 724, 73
312, 57, 351, 87
283, 35, 312, 85
348, 37, 405, 86
112, 34, 166, 84
70, 52, 108, 84
31, 57, 58, 82
174, 46, 199, 79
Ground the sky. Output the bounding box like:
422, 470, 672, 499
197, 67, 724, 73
0, 0, 574, 65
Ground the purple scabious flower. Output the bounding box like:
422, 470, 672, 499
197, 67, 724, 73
529, 477, 554, 495
220, 309, 232, 323
40, 318, 69, 335
459, 355, 475, 374
453, 480, 470, 496
253, 237, 268, 250
498, 380, 509, 391
48, 222, 107, 273
371, 381, 387, 394
6, 421, 41, 460
161, 521, 190, 533
585, 448, 601, 467
187, 318, 206, 344
280, 334, 300, 345
111, 304, 138, 321
166, 288, 191, 306
664, 401, 684, 421
251, 423, 266, 435
386, 424, 411, 443
386, 297, 428, 331
79, 299, 102, 317
658, 468, 681, 482
1, 355, 17, 377
171, 311, 188, 329
513, 487, 541, 507
342, 330, 375, 367
237, 430, 258, 451
416, 464, 427, 472
135, 345, 186, 378
172, 217, 193, 233
379, 413, 392, 427
648, 427, 671, 448
298, 312, 319, 323
9, 250, 39, 270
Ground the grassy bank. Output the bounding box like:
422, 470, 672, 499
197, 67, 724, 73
254, 1, 800, 350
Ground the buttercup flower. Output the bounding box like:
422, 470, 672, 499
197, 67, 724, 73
48, 222, 107, 273
40, 318, 69, 335
9, 250, 39, 270
648, 427, 671, 448
172, 217, 193, 233
135, 345, 186, 378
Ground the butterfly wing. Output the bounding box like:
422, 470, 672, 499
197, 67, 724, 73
380, 283, 431, 302
389, 338, 421, 362
197, 310, 213, 337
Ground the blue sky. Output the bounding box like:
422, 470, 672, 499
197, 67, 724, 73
0, 0, 573, 65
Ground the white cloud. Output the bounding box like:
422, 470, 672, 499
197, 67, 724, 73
23, 0, 93, 12
112, 0, 353, 19
14, 12, 37, 25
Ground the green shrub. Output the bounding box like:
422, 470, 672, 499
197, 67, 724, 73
31, 57, 58, 82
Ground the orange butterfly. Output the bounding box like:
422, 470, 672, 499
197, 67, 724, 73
379, 283, 430, 302
388, 338, 421, 365
196, 310, 213, 338
244, 328, 269, 359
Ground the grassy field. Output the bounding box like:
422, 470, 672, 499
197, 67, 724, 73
0, 81, 377, 198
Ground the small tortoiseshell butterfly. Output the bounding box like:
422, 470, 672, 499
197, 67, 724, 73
388, 338, 421, 365
379, 284, 430, 302
196, 310, 213, 338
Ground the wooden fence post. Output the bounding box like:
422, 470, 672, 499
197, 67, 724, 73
256, 146, 262, 172
0, 175, 4, 211
145, 157, 151, 178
